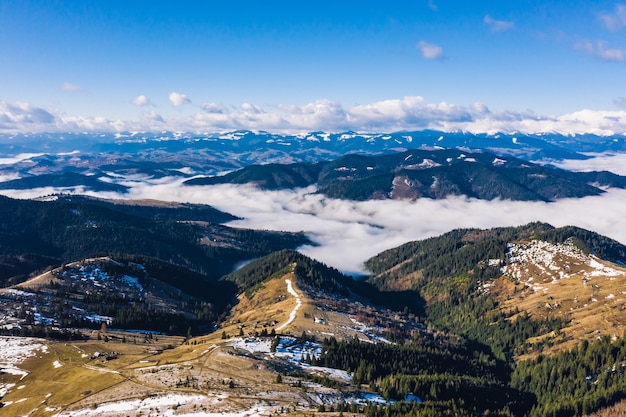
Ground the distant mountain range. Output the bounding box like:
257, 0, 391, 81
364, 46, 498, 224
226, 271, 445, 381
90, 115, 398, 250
0, 130, 625, 185
185, 149, 626, 202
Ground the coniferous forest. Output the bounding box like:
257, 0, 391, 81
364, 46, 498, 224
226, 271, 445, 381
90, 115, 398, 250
2, 194, 626, 416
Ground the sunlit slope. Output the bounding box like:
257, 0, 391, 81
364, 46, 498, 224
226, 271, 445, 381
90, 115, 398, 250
219, 250, 422, 343
366, 222, 626, 356
495, 240, 626, 352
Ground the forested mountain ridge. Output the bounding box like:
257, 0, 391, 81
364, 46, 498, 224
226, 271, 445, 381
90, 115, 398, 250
365, 222, 626, 280
184, 149, 626, 202
0, 256, 238, 336
2, 222, 626, 416
365, 222, 626, 358
0, 194, 309, 285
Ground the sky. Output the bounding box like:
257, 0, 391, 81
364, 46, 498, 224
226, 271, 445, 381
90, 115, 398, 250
1, 1, 626, 134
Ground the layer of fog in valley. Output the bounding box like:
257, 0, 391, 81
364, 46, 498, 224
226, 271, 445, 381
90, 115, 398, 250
2, 153, 626, 276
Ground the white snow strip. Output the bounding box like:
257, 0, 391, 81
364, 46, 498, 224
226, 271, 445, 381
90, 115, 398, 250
53, 393, 252, 417
53, 360, 62, 368
276, 279, 301, 331
84, 365, 120, 374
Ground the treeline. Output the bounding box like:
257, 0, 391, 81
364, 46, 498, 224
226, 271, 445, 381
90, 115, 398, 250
422, 272, 563, 360
307, 336, 531, 416
0, 195, 308, 284
0, 325, 86, 341
538, 226, 626, 263
366, 223, 626, 282
57, 194, 238, 223
63, 292, 217, 335
512, 335, 626, 416
101, 256, 237, 311
365, 222, 553, 278
310, 336, 505, 383
224, 249, 349, 295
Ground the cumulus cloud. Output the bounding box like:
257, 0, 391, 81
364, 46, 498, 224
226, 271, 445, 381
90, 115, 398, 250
169, 91, 191, 106
2, 97, 626, 135
132, 95, 152, 107
4, 172, 626, 275
578, 41, 626, 62
241, 102, 263, 114
599, 4, 626, 32
416, 40, 445, 60
202, 102, 227, 114
484, 15, 515, 32
62, 82, 82, 92
141, 110, 165, 123
0, 101, 56, 129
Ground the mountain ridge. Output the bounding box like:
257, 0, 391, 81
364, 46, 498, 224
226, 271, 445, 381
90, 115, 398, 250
185, 149, 626, 202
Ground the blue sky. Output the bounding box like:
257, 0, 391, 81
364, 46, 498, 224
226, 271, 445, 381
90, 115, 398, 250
1, 1, 626, 134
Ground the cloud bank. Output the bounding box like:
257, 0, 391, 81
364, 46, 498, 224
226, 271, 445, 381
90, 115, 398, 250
0, 96, 625, 136
3, 176, 626, 276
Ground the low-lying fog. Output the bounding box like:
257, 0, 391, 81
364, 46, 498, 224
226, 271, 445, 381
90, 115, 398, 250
2, 154, 626, 276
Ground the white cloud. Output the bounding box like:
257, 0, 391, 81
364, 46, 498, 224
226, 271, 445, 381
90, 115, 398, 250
141, 110, 164, 123
0, 153, 44, 165
4, 171, 626, 275
118, 184, 626, 274
427, 0, 437, 11
202, 102, 227, 114
132, 95, 152, 107
0, 101, 56, 129
62, 82, 81, 92
1, 97, 626, 135
544, 152, 626, 176
241, 102, 263, 114
578, 41, 626, 62
416, 40, 445, 60
599, 4, 626, 32
484, 15, 515, 33
169, 91, 191, 106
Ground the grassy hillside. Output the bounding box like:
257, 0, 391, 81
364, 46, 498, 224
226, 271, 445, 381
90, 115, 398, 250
364, 222, 626, 416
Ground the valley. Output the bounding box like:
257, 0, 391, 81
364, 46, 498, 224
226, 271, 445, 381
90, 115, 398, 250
1, 133, 626, 416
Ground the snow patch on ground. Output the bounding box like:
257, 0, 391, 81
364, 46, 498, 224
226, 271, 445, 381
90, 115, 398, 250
500, 240, 626, 294
589, 258, 624, 277
0, 337, 48, 400
227, 336, 351, 382
54, 393, 269, 417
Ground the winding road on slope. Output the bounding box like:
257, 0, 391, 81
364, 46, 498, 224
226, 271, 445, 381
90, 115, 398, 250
276, 279, 301, 331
